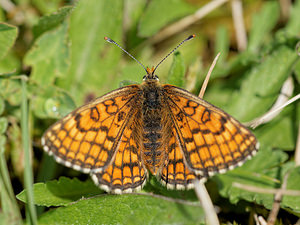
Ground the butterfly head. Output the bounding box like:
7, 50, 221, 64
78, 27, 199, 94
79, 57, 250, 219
143, 67, 159, 81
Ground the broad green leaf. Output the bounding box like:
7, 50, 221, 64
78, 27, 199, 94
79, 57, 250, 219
282, 166, 300, 212
0, 96, 4, 115
0, 23, 18, 60
25, 22, 70, 87
37, 194, 204, 225
0, 117, 8, 134
227, 46, 298, 121
0, 52, 20, 74
0, 213, 6, 225
202, 80, 235, 110
285, 0, 300, 36
125, 0, 148, 49
167, 51, 185, 87
0, 135, 6, 154
248, 2, 280, 52
214, 26, 229, 65
214, 149, 288, 209
0, 78, 22, 106
32, 0, 63, 15
143, 175, 198, 202
31, 85, 76, 119
210, 51, 257, 79
57, 0, 123, 104
119, 80, 139, 87
33, 6, 73, 38
16, 177, 103, 207
254, 105, 296, 150
139, 0, 195, 37
295, 60, 300, 83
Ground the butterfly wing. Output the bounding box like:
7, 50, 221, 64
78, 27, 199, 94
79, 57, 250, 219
163, 84, 258, 176
160, 127, 204, 190
91, 115, 147, 193
42, 85, 142, 173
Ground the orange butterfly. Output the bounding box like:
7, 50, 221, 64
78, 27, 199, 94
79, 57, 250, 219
42, 35, 259, 194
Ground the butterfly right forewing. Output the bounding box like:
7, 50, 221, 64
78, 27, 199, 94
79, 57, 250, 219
163, 84, 258, 176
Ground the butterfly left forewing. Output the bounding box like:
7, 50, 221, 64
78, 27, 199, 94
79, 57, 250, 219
163, 84, 258, 176
42, 85, 142, 173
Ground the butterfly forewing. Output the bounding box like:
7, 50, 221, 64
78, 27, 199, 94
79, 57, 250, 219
163, 84, 258, 176
42, 85, 142, 173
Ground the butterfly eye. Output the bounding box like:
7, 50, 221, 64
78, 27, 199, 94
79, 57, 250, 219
142, 75, 147, 81
154, 75, 159, 81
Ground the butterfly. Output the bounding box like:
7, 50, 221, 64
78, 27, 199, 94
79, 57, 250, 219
42, 35, 259, 194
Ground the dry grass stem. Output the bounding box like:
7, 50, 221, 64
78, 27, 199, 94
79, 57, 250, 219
245, 77, 298, 128
230, 0, 247, 51
149, 0, 228, 44
233, 181, 300, 196
194, 179, 220, 225
199, 53, 220, 98
267, 172, 289, 225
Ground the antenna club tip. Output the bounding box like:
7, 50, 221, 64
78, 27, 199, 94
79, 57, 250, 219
187, 34, 196, 40
104, 36, 108, 40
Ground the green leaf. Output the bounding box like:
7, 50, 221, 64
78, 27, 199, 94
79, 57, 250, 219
284, 0, 300, 36
214, 26, 229, 65
0, 96, 4, 115
227, 46, 298, 121
167, 51, 186, 87
33, 6, 73, 38
282, 166, 300, 212
0, 117, 8, 134
0, 135, 6, 154
37, 194, 204, 225
254, 105, 296, 150
32, 0, 64, 15
0, 78, 22, 106
0, 52, 21, 74
295, 60, 300, 83
31, 85, 76, 119
248, 2, 280, 52
16, 177, 103, 207
139, 0, 195, 37
0, 23, 18, 60
57, 0, 123, 104
25, 22, 70, 87
214, 149, 288, 209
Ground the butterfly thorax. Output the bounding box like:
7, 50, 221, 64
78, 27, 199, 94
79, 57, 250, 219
141, 80, 168, 175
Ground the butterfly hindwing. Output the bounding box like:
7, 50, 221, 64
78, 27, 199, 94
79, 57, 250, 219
163, 84, 258, 176
42, 85, 142, 173
92, 115, 148, 193
160, 127, 204, 189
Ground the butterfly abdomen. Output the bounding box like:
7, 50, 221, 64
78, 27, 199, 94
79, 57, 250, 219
141, 81, 165, 174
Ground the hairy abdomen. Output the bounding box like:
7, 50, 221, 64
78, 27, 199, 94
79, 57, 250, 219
142, 82, 165, 174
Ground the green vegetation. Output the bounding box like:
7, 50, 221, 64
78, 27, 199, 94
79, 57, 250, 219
0, 0, 299, 224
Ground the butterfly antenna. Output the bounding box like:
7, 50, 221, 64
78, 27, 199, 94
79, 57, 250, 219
152, 34, 196, 74
104, 37, 148, 73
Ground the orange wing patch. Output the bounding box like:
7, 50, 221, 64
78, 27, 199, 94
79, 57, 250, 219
92, 120, 147, 193
160, 128, 204, 189
42, 85, 142, 174
163, 85, 258, 176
